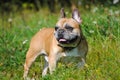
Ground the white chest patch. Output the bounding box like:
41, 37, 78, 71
62, 48, 80, 57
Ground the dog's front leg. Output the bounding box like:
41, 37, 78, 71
48, 54, 57, 74
77, 57, 86, 68
42, 56, 49, 76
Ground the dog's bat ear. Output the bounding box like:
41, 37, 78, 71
72, 9, 82, 24
60, 8, 66, 18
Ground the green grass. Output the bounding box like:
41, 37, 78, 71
0, 6, 120, 80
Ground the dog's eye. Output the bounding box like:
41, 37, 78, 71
55, 26, 59, 31
65, 26, 73, 31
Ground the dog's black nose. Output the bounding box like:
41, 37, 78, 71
58, 34, 63, 38
58, 29, 65, 38
58, 29, 65, 34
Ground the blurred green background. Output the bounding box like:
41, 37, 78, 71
0, 0, 120, 80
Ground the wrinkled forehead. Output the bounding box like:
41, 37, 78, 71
56, 18, 79, 28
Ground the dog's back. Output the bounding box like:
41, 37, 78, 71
29, 28, 54, 52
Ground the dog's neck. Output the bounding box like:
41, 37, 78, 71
64, 39, 81, 51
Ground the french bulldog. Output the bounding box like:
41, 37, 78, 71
23, 8, 88, 79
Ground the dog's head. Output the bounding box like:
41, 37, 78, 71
54, 8, 82, 47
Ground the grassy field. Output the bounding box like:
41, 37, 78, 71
0, 6, 120, 80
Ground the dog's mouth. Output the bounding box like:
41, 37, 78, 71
59, 38, 66, 42
58, 38, 67, 44
58, 36, 78, 44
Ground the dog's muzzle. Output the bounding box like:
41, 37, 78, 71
58, 29, 65, 38
55, 29, 79, 44
57, 29, 67, 44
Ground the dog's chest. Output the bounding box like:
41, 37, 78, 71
62, 48, 80, 57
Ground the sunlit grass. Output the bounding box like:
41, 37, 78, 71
0, 6, 120, 80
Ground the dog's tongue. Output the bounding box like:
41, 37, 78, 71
59, 39, 67, 42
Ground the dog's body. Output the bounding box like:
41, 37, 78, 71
23, 8, 88, 79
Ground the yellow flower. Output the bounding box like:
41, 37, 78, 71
84, 63, 88, 68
